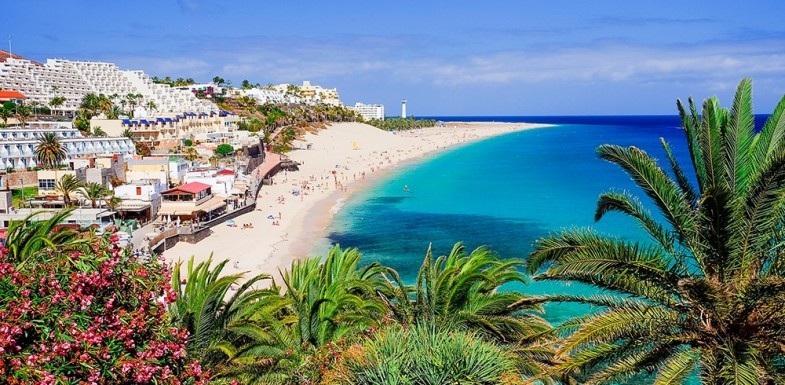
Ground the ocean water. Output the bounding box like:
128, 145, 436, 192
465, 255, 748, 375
319, 115, 766, 324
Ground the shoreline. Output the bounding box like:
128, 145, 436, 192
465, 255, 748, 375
164, 121, 552, 284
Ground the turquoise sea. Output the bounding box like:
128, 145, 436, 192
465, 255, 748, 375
319, 115, 766, 324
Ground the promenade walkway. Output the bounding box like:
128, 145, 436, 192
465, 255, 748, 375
130, 152, 284, 253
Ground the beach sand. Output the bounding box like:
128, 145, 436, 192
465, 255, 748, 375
164, 121, 549, 284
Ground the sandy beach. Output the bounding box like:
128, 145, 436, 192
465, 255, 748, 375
164, 121, 550, 284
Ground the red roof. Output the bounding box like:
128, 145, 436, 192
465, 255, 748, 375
0, 90, 26, 101
163, 181, 211, 195
215, 169, 235, 176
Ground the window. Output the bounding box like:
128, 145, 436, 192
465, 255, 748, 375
38, 179, 56, 190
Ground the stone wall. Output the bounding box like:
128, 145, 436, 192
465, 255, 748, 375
178, 227, 211, 244
2, 171, 38, 189
149, 203, 256, 253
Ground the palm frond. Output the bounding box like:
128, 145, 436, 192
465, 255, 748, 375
595, 190, 677, 255
597, 144, 697, 246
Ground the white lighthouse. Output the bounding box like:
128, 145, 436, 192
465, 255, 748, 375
401, 99, 407, 118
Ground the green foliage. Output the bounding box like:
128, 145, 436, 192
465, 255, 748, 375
151, 76, 196, 87
527, 78, 785, 384
3, 209, 90, 264
73, 111, 90, 131
77, 182, 112, 208
366, 117, 436, 131
169, 256, 274, 371
0, 103, 13, 126
384, 243, 549, 342
281, 245, 389, 348
271, 126, 298, 153
91, 125, 107, 137
0, 210, 209, 384
209, 245, 392, 385
54, 174, 82, 206
215, 143, 234, 157
379, 242, 557, 382
340, 323, 520, 385
237, 117, 264, 133
34, 132, 67, 169
183, 138, 193, 147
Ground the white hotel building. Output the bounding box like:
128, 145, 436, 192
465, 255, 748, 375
0, 123, 134, 170
0, 50, 214, 115
348, 102, 385, 121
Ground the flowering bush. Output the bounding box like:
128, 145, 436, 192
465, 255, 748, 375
0, 231, 209, 385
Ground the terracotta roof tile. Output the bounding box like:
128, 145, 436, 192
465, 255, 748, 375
0, 90, 26, 100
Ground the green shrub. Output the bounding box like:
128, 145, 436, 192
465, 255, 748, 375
341, 323, 519, 385
215, 143, 234, 157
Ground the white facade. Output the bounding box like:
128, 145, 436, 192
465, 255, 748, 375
0, 207, 116, 229
0, 56, 216, 115
168, 158, 191, 185
113, 181, 163, 219
183, 170, 236, 198
243, 88, 288, 105
0, 127, 134, 170
348, 102, 385, 121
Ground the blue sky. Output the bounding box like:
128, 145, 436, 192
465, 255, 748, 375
5, 1, 785, 116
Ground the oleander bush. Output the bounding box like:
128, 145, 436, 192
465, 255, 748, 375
0, 221, 209, 385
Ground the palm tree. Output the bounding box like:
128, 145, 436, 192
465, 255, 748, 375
385, 242, 550, 342
169, 256, 275, 369
0, 104, 13, 126
121, 128, 134, 140
80, 92, 100, 116
208, 155, 219, 168
77, 182, 111, 208
96, 94, 113, 116
218, 245, 390, 384
126, 93, 143, 117
3, 208, 91, 264
91, 126, 107, 137
526, 78, 785, 385
35, 132, 67, 169
185, 146, 200, 162
281, 245, 389, 348
380, 242, 556, 381
49, 96, 66, 116
107, 105, 122, 120
55, 174, 82, 206
28, 101, 40, 117
15, 104, 31, 127
146, 100, 157, 114
106, 195, 122, 211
